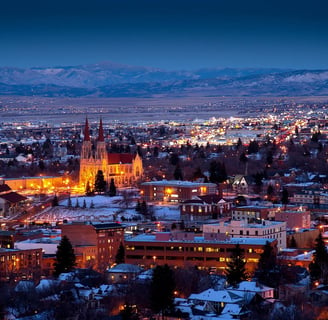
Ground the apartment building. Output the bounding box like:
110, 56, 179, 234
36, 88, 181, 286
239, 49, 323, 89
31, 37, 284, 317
140, 180, 217, 203
125, 231, 277, 273
203, 219, 287, 250
61, 221, 125, 271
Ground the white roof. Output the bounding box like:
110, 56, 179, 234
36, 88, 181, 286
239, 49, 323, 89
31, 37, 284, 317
189, 289, 242, 304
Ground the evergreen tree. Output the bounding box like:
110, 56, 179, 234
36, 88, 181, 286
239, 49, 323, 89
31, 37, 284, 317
75, 198, 80, 208
94, 170, 107, 194
267, 185, 274, 200
290, 236, 297, 248
236, 138, 243, 149
82, 199, 87, 208
140, 200, 148, 216
109, 178, 117, 197
90, 200, 94, 208
281, 188, 289, 207
248, 140, 259, 154
225, 244, 247, 287
54, 236, 76, 277
135, 200, 141, 212
209, 161, 227, 184
309, 233, 328, 284
85, 181, 93, 196
52, 195, 59, 207
173, 164, 183, 180
192, 166, 204, 181
255, 241, 280, 288
115, 242, 125, 264
67, 194, 72, 208
239, 152, 248, 164
151, 264, 175, 316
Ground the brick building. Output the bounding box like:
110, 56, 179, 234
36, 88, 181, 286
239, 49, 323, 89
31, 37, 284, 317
61, 222, 125, 271
125, 231, 277, 274
203, 219, 287, 250
180, 195, 232, 221
0, 247, 42, 280
275, 207, 311, 230
140, 180, 217, 203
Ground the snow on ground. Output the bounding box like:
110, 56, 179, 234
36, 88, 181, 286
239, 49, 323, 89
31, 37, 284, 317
32, 195, 180, 223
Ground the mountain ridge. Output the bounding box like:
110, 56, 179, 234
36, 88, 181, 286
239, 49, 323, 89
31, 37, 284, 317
0, 62, 327, 97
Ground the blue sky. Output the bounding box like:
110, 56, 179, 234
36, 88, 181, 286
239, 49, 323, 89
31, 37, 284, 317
1, 0, 327, 69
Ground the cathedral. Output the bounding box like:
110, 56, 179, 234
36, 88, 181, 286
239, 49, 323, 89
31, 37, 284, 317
79, 118, 143, 190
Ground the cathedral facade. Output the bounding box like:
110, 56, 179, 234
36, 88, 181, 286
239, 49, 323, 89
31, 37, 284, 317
79, 118, 143, 190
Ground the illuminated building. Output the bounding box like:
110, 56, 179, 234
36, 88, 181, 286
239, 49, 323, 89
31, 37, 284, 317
61, 221, 125, 271
125, 231, 277, 273
140, 180, 217, 203
79, 118, 143, 189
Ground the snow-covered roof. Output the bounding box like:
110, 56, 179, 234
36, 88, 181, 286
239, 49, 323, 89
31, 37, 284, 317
108, 263, 142, 273
228, 281, 273, 293
189, 289, 243, 304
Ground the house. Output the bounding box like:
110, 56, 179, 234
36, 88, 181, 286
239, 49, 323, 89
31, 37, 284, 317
107, 263, 142, 283
0, 181, 27, 217
228, 281, 274, 299
180, 194, 232, 221
232, 175, 249, 194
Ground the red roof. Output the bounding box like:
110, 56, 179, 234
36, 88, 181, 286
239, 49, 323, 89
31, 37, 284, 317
0, 184, 11, 193
107, 153, 134, 164
0, 192, 27, 204
83, 117, 90, 141
98, 118, 104, 142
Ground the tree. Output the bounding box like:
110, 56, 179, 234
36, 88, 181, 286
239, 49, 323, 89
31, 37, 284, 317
82, 199, 87, 208
109, 178, 116, 197
248, 140, 259, 154
290, 236, 297, 248
85, 181, 93, 196
255, 241, 280, 288
52, 195, 59, 207
94, 170, 106, 194
67, 194, 72, 208
267, 185, 274, 201
173, 164, 183, 180
151, 264, 175, 316
54, 236, 76, 277
209, 161, 227, 184
281, 187, 289, 207
75, 198, 80, 208
236, 138, 243, 149
115, 242, 125, 264
309, 233, 328, 284
225, 243, 247, 287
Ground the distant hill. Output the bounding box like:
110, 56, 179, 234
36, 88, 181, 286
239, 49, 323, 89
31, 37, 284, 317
0, 62, 327, 97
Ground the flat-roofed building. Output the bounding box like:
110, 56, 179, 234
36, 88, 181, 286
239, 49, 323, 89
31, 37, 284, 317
203, 219, 287, 250
61, 221, 125, 271
0, 247, 42, 281
140, 180, 217, 203
125, 231, 277, 274
275, 207, 311, 230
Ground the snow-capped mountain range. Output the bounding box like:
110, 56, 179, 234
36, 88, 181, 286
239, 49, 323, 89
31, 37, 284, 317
0, 62, 327, 97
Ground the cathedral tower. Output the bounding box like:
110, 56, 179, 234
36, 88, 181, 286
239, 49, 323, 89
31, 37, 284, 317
96, 118, 107, 161
81, 117, 92, 160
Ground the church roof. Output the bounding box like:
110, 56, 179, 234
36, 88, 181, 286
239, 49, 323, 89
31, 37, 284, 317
107, 153, 134, 164
98, 118, 104, 142
0, 192, 27, 204
83, 117, 90, 142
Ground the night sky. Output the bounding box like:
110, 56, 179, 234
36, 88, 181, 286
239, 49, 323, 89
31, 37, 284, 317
1, 0, 328, 69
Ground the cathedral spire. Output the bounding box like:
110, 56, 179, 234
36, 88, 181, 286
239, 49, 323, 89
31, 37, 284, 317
83, 117, 91, 141
98, 118, 104, 142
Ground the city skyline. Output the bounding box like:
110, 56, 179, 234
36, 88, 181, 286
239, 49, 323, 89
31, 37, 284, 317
1, 0, 328, 70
